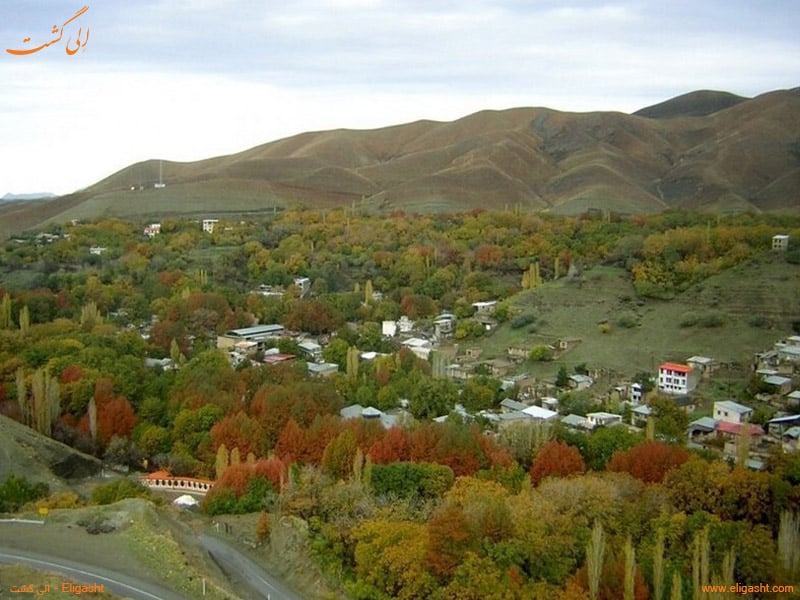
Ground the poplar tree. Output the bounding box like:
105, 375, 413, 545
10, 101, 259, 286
624, 536, 636, 600
346, 346, 360, 379
778, 510, 800, 578
364, 279, 374, 304
653, 528, 665, 600
19, 305, 30, 335
692, 527, 710, 600
88, 397, 98, 443
80, 300, 102, 331
215, 444, 230, 480
587, 520, 605, 600
670, 571, 683, 600
16, 368, 30, 427
0, 293, 12, 329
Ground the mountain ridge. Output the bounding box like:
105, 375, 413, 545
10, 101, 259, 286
2, 88, 798, 236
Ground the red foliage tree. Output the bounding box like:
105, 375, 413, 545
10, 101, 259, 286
96, 396, 136, 446
344, 417, 386, 452
368, 427, 410, 464
59, 364, 84, 384
217, 463, 253, 496
303, 414, 343, 464
529, 440, 586, 486
432, 422, 488, 477
253, 458, 287, 491
607, 441, 690, 484
474, 244, 504, 269
210, 411, 266, 459
275, 418, 306, 463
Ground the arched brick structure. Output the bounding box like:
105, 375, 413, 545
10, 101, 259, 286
138, 471, 214, 496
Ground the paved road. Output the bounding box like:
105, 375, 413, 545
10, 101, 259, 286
0, 546, 188, 600
199, 535, 307, 600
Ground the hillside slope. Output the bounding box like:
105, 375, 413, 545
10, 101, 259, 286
0, 415, 102, 490
4, 88, 799, 233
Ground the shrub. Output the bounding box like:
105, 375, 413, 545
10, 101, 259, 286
696, 311, 726, 328
748, 315, 772, 329
616, 312, 639, 328
256, 512, 271, 543
91, 479, 150, 505
510, 314, 536, 329
0, 474, 50, 513
202, 487, 238, 516
371, 462, 454, 499
33, 492, 83, 510
529, 345, 553, 362
681, 311, 726, 328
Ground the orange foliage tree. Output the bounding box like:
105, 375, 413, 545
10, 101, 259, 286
607, 441, 690, 484
530, 441, 586, 486
425, 503, 478, 579
210, 410, 266, 459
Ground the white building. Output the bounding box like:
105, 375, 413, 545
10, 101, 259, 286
713, 400, 753, 424
657, 363, 698, 395
401, 337, 432, 361
630, 382, 644, 405
202, 219, 219, 233
586, 412, 623, 428
382, 320, 398, 337
472, 300, 498, 315
772, 234, 790, 251
521, 405, 560, 421
298, 340, 322, 362
293, 277, 311, 297
143, 223, 161, 238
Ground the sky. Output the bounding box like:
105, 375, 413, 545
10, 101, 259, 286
1, 1, 798, 196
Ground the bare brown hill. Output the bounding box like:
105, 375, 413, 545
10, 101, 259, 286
4, 88, 799, 233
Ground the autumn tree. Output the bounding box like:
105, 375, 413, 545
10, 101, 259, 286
367, 426, 410, 464
275, 418, 307, 463
210, 411, 266, 459
530, 441, 586, 486
426, 502, 478, 579
283, 298, 343, 334
96, 396, 136, 446
607, 442, 690, 484
321, 429, 358, 480
352, 520, 436, 599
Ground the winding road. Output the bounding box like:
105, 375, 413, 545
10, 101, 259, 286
0, 546, 186, 600
199, 534, 307, 600
0, 531, 308, 600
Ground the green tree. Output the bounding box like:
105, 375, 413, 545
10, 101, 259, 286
556, 365, 570, 388
321, 429, 358, 480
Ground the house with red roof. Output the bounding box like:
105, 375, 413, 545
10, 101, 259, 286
657, 362, 699, 396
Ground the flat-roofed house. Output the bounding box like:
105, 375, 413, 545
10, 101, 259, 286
713, 400, 753, 424
216, 324, 285, 350
687, 356, 716, 379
